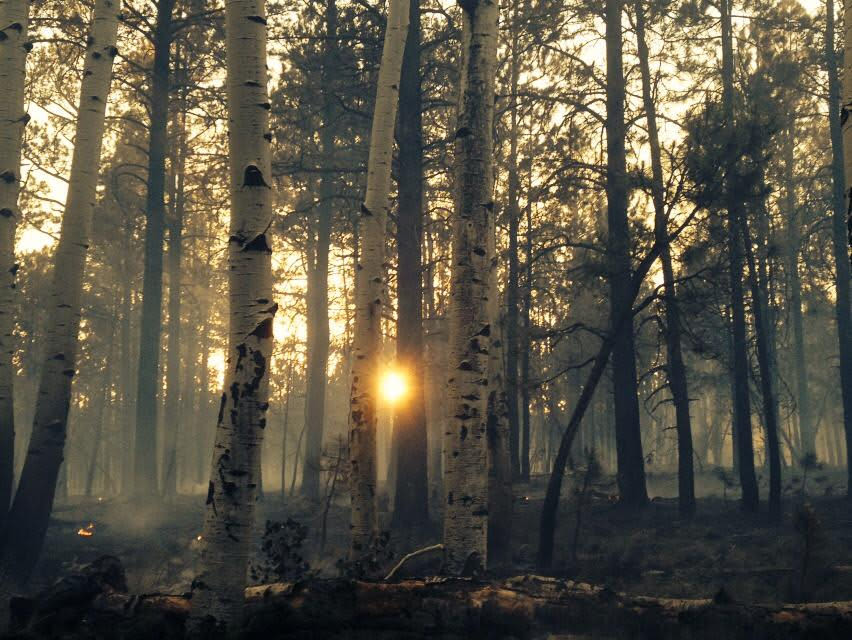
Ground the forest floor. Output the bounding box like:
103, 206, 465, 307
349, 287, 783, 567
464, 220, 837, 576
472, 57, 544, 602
29, 469, 852, 607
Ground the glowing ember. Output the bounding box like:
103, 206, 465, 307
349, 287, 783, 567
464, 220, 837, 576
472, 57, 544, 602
196, 535, 202, 541
77, 522, 95, 537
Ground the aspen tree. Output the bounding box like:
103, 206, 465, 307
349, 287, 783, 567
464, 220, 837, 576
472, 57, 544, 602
0, 0, 31, 527
0, 0, 120, 586
189, 0, 276, 629
443, 0, 499, 575
348, 0, 409, 560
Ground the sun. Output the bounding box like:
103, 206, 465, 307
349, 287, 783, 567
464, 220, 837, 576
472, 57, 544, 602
380, 369, 408, 405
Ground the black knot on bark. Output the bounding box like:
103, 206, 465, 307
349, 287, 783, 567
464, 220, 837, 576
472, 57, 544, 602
108, 46, 118, 57
247, 15, 268, 25
455, 126, 472, 139
243, 165, 269, 188
0, 171, 16, 184
23, 41, 32, 52
249, 317, 274, 339
360, 203, 373, 216
243, 232, 272, 253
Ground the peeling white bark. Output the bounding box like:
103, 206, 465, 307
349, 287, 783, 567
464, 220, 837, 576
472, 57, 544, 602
0, 0, 31, 522
348, 0, 409, 561
443, 0, 499, 575
0, 0, 119, 586
189, 0, 276, 630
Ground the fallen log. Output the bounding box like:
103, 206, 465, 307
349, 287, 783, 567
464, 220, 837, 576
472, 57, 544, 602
6, 558, 852, 639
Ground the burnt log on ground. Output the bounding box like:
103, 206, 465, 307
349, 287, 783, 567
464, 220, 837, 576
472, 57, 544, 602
5, 557, 852, 639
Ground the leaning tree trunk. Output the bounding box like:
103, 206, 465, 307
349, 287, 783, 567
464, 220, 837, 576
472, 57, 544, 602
0, 0, 31, 530
348, 0, 409, 560
634, 0, 694, 516
188, 0, 276, 631
835, 0, 852, 495
0, 0, 119, 587
721, 0, 759, 512
134, 0, 175, 497
391, 0, 429, 531
605, 0, 647, 508
443, 0, 499, 575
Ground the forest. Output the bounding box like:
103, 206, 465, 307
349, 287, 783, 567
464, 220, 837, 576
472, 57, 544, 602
0, 0, 851, 637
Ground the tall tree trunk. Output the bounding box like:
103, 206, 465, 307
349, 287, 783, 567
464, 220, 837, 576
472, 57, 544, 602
189, 0, 276, 629
163, 66, 186, 498
348, 0, 409, 560
423, 227, 444, 507
0, 0, 31, 529
784, 121, 812, 460
739, 209, 782, 520
520, 202, 531, 480
134, 0, 175, 496
86, 316, 117, 498
504, 0, 521, 482
605, 0, 647, 507
119, 240, 134, 495
443, 0, 498, 574
634, 0, 694, 516
486, 213, 512, 569
280, 362, 292, 496
301, 0, 336, 503
0, 0, 119, 586
721, 0, 759, 511
392, 0, 429, 530
833, 0, 852, 495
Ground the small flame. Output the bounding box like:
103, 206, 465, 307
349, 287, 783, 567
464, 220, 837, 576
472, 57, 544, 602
196, 535, 202, 541
77, 522, 95, 537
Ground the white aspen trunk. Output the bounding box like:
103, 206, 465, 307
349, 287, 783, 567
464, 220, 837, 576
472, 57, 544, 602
0, 0, 119, 587
348, 0, 409, 560
0, 0, 31, 525
189, 0, 276, 630
443, 0, 499, 575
